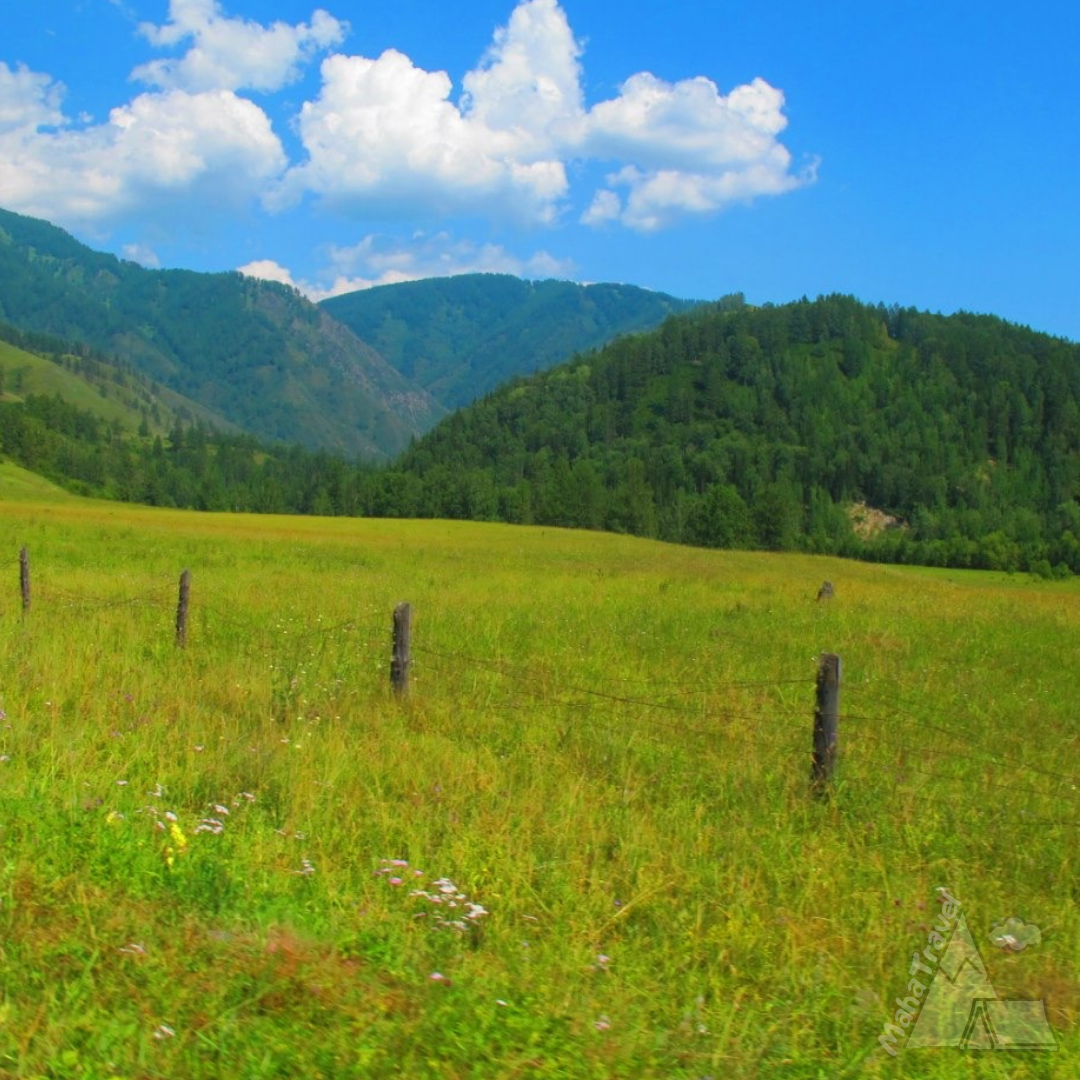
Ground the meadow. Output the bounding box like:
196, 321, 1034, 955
0, 463, 1077, 1078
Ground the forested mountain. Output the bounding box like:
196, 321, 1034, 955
379, 295, 1080, 574
0, 206, 443, 458
321, 273, 698, 411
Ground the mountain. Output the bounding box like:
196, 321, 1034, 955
321, 273, 699, 411
379, 294, 1080, 575
0, 206, 443, 458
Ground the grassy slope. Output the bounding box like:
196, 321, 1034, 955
0, 492, 1076, 1078
0, 460, 82, 503
0, 338, 223, 435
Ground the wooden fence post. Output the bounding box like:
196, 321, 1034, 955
175, 569, 191, 648
19, 546, 30, 614
811, 652, 840, 794
391, 602, 412, 697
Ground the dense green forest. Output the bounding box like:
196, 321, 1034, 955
4, 293, 1080, 576
322, 273, 698, 410
0, 392, 368, 515
383, 294, 1080, 575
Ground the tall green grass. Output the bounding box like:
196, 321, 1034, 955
0, 492, 1076, 1078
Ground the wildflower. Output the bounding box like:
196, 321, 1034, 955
212, 804, 230, 816
595, 954, 611, 970
153, 1024, 175, 1040
0, 755, 10, 763
105, 811, 125, 825
429, 972, 450, 984
388, 877, 403, 886
293, 858, 316, 876
119, 943, 146, 955
594, 1016, 612, 1032
116, 779, 129, 786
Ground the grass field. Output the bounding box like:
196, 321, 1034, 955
1, 466, 1077, 1078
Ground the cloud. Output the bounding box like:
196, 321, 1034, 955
0, 62, 66, 134
0, 67, 286, 231
121, 242, 161, 268
460, 0, 585, 153
276, 0, 581, 223
0, 0, 813, 260
133, 0, 347, 93
281, 0, 810, 230
240, 232, 574, 300
581, 73, 814, 230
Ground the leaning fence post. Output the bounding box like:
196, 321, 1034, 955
811, 652, 840, 794
19, 546, 31, 614
175, 569, 191, 648
391, 602, 412, 697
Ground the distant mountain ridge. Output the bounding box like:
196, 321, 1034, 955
0, 206, 700, 456
0, 206, 443, 458
321, 273, 700, 409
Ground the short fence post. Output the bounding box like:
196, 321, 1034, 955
811, 652, 840, 794
19, 546, 31, 614
175, 569, 191, 648
391, 602, 412, 697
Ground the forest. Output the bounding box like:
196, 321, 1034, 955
3, 294, 1080, 575
384, 294, 1080, 574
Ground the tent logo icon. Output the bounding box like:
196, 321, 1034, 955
880, 892, 1057, 1055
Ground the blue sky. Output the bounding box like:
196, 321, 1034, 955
2, 0, 1078, 341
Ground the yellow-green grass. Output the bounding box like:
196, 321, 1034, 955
0, 490, 1077, 1078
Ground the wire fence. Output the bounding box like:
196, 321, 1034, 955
7, 553, 1079, 833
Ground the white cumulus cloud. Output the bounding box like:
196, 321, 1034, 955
581, 73, 812, 230
240, 232, 574, 300
280, 0, 810, 230
275, 0, 583, 223
133, 0, 347, 93
0, 68, 286, 231
0, 63, 66, 134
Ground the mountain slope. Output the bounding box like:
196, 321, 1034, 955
0, 207, 443, 458
0, 322, 228, 435
321, 273, 699, 411
383, 294, 1080, 574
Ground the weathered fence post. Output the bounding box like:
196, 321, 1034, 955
811, 652, 840, 794
19, 546, 31, 614
175, 569, 191, 648
391, 602, 412, 697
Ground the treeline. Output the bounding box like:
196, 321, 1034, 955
0, 394, 366, 515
